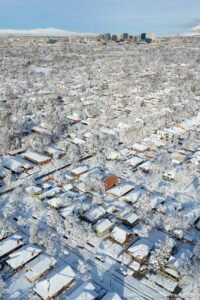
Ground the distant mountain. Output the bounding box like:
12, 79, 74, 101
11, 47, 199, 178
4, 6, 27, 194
0, 28, 96, 37
183, 25, 200, 36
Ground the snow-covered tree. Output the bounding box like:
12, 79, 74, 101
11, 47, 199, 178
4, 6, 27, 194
149, 238, 174, 272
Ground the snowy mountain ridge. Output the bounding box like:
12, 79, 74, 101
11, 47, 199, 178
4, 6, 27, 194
0, 28, 97, 37
183, 25, 200, 36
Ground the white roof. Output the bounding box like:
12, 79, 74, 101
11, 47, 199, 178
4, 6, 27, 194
60, 203, 77, 218
131, 143, 149, 152
167, 244, 192, 272
26, 254, 57, 282
151, 273, 178, 292
121, 190, 144, 204
32, 126, 51, 135
3, 157, 23, 173
129, 260, 141, 271
127, 156, 144, 168
102, 292, 122, 300
7, 245, 42, 269
84, 206, 106, 222
94, 218, 113, 234
14, 156, 35, 169
111, 226, 129, 244
23, 151, 51, 163
34, 265, 76, 300
67, 113, 81, 121
109, 182, 134, 197
123, 212, 139, 224
47, 197, 68, 209
39, 187, 60, 200
65, 282, 97, 300
0, 234, 24, 258
106, 243, 123, 259
62, 183, 73, 192
71, 164, 89, 176
138, 161, 151, 171
25, 185, 42, 195
72, 138, 86, 145
128, 239, 153, 260
45, 145, 64, 156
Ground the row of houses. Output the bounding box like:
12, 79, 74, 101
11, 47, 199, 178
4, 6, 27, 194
0, 231, 122, 300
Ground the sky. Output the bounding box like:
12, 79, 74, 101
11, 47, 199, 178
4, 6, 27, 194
0, 0, 200, 36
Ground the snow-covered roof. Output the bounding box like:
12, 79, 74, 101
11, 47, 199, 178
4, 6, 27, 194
131, 143, 149, 152
25, 254, 57, 282
71, 164, 90, 176
128, 239, 153, 260
167, 244, 193, 272
23, 151, 51, 164
25, 185, 42, 195
148, 273, 178, 292
110, 226, 130, 244
127, 156, 144, 168
39, 187, 60, 200
65, 282, 97, 300
34, 265, 76, 300
123, 212, 139, 225
129, 260, 141, 271
107, 242, 123, 259
138, 161, 151, 172
61, 183, 73, 192
3, 157, 23, 173
94, 218, 113, 234
72, 138, 86, 145
0, 234, 24, 258
121, 189, 144, 204
47, 197, 68, 209
109, 181, 134, 197
7, 245, 42, 269
45, 145, 65, 157
14, 156, 35, 169
59, 202, 77, 218
84, 206, 106, 222
32, 125, 52, 135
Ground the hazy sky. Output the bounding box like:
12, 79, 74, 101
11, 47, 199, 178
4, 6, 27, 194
0, 0, 200, 36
